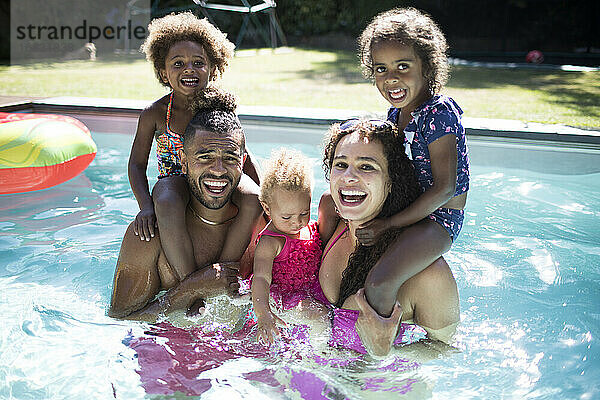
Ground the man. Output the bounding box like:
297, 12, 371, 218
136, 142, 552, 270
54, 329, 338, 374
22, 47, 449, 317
109, 100, 263, 321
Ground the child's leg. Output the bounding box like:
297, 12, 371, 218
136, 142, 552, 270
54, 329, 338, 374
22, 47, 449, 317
152, 175, 194, 280
363, 219, 452, 317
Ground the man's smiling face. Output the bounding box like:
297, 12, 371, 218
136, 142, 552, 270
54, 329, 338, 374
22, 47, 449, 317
181, 128, 245, 209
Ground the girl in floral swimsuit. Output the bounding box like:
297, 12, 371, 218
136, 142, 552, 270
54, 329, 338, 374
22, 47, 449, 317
349, 7, 469, 317
129, 13, 259, 283
251, 148, 323, 344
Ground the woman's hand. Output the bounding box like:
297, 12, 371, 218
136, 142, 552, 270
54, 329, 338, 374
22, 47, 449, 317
355, 218, 391, 246
256, 311, 287, 345
134, 206, 158, 241
353, 288, 403, 357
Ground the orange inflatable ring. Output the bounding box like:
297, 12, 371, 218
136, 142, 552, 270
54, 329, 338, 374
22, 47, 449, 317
0, 112, 97, 194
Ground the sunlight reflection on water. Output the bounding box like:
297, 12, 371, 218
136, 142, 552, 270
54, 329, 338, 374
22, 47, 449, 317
0, 129, 599, 399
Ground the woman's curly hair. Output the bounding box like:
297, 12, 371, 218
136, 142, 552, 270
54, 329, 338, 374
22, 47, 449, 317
184, 86, 244, 153
141, 12, 235, 87
358, 7, 449, 95
322, 119, 423, 307
259, 148, 313, 206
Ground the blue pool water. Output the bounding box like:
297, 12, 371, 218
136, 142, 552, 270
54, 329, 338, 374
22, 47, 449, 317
0, 121, 599, 399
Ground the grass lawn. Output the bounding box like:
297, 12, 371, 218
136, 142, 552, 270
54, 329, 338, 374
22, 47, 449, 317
1, 47, 598, 128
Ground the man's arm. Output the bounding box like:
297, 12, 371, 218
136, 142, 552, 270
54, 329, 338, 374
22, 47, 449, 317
126, 262, 241, 322
108, 223, 162, 318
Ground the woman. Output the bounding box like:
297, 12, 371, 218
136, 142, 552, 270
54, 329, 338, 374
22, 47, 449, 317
315, 118, 460, 356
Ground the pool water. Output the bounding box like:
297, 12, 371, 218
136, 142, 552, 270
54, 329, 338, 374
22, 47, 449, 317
0, 122, 599, 399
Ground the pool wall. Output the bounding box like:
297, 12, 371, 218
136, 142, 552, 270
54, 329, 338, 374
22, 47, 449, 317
1, 96, 599, 176
1, 96, 599, 141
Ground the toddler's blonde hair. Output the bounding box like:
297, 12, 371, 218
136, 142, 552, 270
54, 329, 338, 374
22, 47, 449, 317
259, 148, 313, 205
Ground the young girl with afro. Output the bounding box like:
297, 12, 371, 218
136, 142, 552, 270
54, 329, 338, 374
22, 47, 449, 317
129, 12, 259, 283
324, 7, 469, 319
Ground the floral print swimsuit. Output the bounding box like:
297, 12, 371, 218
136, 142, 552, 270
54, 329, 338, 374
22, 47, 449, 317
387, 95, 470, 241
156, 92, 184, 178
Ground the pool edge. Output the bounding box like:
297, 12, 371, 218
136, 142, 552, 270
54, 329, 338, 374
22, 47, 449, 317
1, 97, 599, 145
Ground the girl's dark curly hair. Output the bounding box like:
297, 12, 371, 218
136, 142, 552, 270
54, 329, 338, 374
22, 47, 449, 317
141, 12, 235, 88
322, 120, 423, 307
183, 87, 244, 153
358, 7, 449, 96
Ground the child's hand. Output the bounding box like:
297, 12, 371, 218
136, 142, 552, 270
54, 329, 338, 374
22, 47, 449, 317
356, 218, 391, 246
134, 206, 158, 241
256, 312, 286, 345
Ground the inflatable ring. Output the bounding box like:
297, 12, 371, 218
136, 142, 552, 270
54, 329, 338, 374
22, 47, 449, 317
0, 112, 97, 194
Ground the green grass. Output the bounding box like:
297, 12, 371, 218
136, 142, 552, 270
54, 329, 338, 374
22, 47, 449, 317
1, 47, 598, 128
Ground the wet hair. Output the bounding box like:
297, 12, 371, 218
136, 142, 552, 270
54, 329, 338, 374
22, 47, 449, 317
322, 120, 423, 307
259, 148, 313, 206
183, 87, 245, 154
358, 7, 449, 95
141, 12, 235, 88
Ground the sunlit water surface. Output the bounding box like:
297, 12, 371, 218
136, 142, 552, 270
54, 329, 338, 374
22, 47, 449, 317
0, 123, 598, 399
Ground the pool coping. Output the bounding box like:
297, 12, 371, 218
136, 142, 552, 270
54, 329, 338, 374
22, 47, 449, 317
1, 96, 599, 145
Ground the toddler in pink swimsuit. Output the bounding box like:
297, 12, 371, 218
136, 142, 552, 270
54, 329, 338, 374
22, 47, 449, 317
251, 148, 322, 345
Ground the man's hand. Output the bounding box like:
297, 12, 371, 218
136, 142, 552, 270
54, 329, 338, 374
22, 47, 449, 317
355, 218, 391, 246
198, 262, 241, 295
353, 288, 403, 357
133, 206, 157, 241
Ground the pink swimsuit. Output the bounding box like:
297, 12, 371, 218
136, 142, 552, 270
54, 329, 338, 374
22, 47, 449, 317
256, 220, 322, 310
315, 223, 427, 353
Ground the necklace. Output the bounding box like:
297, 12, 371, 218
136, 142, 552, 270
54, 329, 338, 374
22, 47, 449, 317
187, 204, 237, 226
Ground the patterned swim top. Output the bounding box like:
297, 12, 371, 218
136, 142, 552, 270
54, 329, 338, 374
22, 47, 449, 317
156, 92, 184, 178
256, 220, 322, 309
387, 95, 470, 197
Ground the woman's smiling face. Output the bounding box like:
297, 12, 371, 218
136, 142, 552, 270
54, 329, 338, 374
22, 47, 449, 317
329, 132, 390, 226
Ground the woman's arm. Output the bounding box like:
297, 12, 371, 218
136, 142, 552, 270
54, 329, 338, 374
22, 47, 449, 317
317, 191, 340, 247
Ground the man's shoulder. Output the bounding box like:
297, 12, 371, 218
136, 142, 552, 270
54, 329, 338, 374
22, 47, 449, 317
237, 173, 260, 196
119, 221, 163, 260
233, 174, 262, 215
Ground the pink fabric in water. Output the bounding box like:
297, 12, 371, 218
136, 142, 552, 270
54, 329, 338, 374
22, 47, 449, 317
309, 280, 427, 354
128, 321, 308, 396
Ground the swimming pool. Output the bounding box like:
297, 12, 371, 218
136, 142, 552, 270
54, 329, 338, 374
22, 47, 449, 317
0, 116, 599, 399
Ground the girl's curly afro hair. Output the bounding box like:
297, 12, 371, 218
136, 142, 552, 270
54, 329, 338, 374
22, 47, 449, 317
141, 12, 235, 87
358, 7, 449, 95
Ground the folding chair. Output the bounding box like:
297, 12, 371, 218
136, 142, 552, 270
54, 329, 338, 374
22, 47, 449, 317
193, 0, 287, 48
